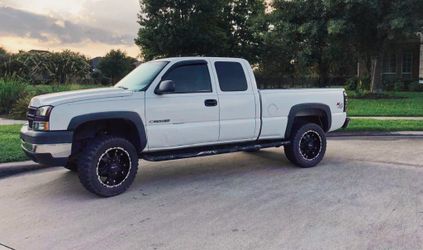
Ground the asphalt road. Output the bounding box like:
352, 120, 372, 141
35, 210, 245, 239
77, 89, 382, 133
1, 137, 423, 250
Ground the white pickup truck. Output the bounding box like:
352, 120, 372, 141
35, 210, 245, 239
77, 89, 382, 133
21, 57, 349, 197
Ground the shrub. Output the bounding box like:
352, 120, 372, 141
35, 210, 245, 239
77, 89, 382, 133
0, 78, 27, 114
394, 80, 406, 91
408, 81, 423, 91
7, 83, 104, 119
345, 76, 371, 97
345, 77, 358, 90
10, 95, 32, 119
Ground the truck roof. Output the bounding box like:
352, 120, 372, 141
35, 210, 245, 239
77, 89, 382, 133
154, 56, 247, 62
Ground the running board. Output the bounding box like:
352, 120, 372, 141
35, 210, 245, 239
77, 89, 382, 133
142, 140, 289, 162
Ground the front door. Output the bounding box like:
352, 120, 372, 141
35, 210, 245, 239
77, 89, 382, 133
145, 60, 219, 150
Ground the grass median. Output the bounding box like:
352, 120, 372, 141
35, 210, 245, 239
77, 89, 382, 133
348, 92, 423, 117
0, 124, 27, 163
344, 119, 423, 132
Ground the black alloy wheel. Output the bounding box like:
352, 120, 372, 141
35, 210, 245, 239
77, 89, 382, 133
284, 123, 326, 168
78, 136, 139, 197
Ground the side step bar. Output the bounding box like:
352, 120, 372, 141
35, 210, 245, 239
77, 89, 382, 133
142, 140, 290, 162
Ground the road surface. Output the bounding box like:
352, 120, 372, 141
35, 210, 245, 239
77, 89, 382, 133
1, 137, 423, 250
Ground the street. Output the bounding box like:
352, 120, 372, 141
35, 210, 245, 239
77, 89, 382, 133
1, 137, 423, 250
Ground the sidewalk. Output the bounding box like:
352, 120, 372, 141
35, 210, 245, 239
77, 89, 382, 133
0, 118, 26, 125
351, 116, 423, 120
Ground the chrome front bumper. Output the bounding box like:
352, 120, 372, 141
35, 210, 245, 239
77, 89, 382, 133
21, 140, 72, 158
20, 125, 73, 166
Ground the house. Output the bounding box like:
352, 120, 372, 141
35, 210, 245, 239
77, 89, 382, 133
380, 34, 423, 85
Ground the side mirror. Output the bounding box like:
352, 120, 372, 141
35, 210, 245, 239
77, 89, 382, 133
155, 80, 175, 95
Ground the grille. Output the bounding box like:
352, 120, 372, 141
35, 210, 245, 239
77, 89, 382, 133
27, 107, 37, 129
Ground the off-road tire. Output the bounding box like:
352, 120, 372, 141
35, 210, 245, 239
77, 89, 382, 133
77, 136, 139, 197
284, 123, 326, 168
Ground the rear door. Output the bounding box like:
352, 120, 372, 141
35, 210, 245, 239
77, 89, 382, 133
145, 60, 220, 150
212, 60, 258, 142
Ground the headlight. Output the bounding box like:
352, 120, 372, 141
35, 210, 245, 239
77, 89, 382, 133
36, 106, 53, 117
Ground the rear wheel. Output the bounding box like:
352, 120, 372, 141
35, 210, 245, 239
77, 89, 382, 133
77, 136, 139, 197
284, 123, 326, 168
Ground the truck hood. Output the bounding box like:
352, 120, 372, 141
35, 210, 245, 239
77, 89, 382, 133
30, 87, 133, 107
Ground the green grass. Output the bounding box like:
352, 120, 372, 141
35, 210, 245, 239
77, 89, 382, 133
348, 92, 423, 116
344, 119, 423, 132
0, 125, 28, 163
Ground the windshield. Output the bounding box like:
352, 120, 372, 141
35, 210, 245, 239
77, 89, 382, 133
115, 61, 168, 91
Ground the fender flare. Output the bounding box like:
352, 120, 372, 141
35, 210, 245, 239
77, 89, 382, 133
285, 103, 331, 138
68, 111, 147, 151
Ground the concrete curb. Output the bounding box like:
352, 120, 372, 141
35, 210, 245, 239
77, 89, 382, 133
0, 161, 50, 179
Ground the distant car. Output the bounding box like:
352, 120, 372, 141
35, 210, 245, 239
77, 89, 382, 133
21, 57, 349, 197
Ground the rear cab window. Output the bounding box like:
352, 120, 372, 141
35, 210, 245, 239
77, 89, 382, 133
214, 62, 248, 92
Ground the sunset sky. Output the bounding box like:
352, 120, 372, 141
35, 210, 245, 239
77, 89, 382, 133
0, 0, 140, 58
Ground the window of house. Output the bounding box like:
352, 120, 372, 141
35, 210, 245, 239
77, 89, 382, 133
215, 62, 248, 91
382, 53, 396, 74
163, 63, 212, 93
402, 51, 413, 74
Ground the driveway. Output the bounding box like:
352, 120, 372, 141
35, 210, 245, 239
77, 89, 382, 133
1, 137, 423, 250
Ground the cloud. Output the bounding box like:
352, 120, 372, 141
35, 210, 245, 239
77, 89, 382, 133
0, 6, 134, 45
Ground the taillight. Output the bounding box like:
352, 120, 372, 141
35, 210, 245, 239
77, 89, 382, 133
343, 91, 348, 112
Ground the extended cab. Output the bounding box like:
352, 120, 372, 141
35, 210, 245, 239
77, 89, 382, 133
21, 57, 349, 197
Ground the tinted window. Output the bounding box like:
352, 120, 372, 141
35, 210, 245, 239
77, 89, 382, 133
163, 64, 212, 93
215, 62, 248, 91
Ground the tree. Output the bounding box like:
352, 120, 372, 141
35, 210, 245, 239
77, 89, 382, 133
98, 49, 137, 83
331, 0, 423, 92
0, 47, 7, 57
262, 0, 356, 88
0, 50, 90, 84
0, 47, 9, 76
135, 0, 266, 63
50, 50, 91, 84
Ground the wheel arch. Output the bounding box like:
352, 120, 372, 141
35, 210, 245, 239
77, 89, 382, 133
285, 103, 331, 138
68, 111, 147, 153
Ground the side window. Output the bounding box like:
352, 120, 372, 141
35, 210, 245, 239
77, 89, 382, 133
215, 62, 248, 91
163, 64, 212, 93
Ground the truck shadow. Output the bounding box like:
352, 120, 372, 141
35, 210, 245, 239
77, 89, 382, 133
43, 149, 297, 200
131, 149, 296, 190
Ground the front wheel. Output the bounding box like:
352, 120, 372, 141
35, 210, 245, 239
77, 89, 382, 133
284, 123, 326, 168
77, 136, 139, 197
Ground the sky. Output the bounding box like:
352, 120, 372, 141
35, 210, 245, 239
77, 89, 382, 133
0, 0, 140, 58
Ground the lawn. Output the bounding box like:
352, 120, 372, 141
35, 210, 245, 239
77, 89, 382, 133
0, 124, 28, 163
348, 91, 423, 116
344, 119, 423, 132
